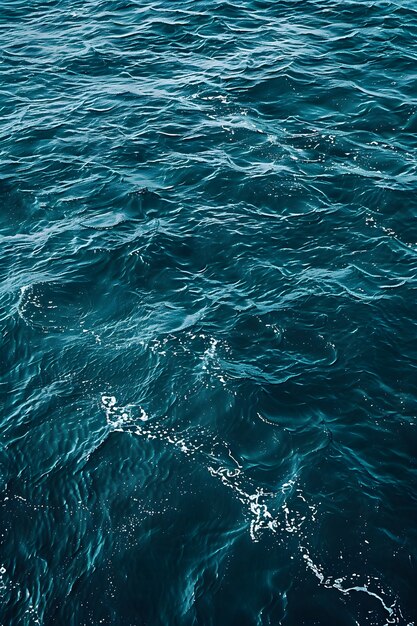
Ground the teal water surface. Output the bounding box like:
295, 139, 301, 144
1, 1, 417, 624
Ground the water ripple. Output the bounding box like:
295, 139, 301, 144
1, 0, 417, 624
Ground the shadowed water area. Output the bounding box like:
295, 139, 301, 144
1, 0, 417, 624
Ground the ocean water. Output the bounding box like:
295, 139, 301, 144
1, 0, 417, 624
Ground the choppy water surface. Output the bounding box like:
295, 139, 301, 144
1, 1, 417, 624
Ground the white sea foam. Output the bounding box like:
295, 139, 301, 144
17, 284, 33, 321
300, 546, 400, 625
101, 393, 405, 623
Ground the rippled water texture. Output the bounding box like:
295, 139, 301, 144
1, 1, 417, 624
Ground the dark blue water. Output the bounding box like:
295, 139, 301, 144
1, 1, 417, 624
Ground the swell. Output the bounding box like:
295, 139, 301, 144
1, 0, 417, 624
